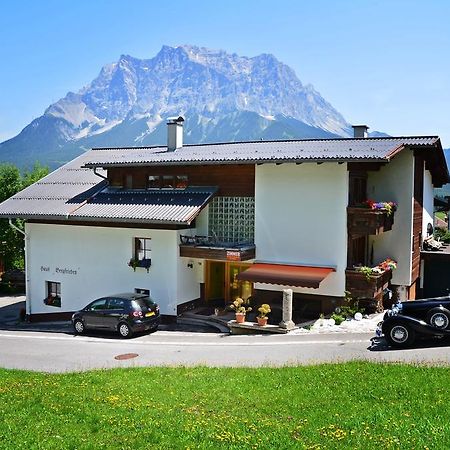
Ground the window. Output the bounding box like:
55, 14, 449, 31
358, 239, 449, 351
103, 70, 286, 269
147, 174, 188, 189
162, 175, 174, 189
147, 175, 161, 189
44, 281, 61, 308
208, 197, 255, 244
135, 288, 150, 296
107, 298, 126, 310
175, 175, 188, 189
135, 238, 152, 261
88, 298, 108, 311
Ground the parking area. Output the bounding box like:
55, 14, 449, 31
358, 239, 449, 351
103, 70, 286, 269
0, 295, 218, 334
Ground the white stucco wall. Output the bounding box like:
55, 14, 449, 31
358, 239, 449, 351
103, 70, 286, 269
367, 150, 414, 286
25, 223, 200, 316
254, 163, 348, 297
195, 206, 209, 235
423, 169, 434, 237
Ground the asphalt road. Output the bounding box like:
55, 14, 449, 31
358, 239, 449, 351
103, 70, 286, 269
1, 328, 450, 372
1, 296, 450, 372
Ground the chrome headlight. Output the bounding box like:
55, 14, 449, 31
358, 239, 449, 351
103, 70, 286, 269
388, 302, 403, 317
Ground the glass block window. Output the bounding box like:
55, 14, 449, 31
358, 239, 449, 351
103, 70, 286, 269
208, 197, 254, 244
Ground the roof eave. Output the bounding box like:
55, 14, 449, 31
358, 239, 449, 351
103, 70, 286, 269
82, 157, 388, 169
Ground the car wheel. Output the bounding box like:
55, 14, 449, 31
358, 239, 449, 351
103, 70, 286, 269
118, 322, 133, 338
73, 319, 85, 335
385, 323, 415, 348
426, 308, 450, 330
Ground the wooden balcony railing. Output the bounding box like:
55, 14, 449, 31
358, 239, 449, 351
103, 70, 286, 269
347, 207, 394, 236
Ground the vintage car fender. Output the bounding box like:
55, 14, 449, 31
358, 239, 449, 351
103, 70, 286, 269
381, 314, 449, 337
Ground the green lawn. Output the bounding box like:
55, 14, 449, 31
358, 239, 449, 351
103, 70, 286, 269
436, 211, 446, 220
0, 362, 449, 449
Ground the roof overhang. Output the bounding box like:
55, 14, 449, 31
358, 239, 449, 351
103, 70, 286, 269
236, 263, 336, 288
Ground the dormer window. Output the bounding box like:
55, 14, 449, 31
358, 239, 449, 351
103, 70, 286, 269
147, 175, 160, 189
147, 174, 189, 190
162, 175, 174, 189
175, 175, 188, 189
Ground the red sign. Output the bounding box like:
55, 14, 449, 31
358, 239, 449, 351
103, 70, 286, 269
226, 251, 241, 261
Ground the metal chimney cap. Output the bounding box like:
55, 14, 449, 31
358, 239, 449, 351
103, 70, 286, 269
166, 116, 185, 124
351, 124, 370, 138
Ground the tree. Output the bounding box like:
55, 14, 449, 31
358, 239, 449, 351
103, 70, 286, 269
0, 163, 49, 270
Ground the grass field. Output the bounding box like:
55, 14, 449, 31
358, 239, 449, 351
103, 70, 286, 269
1, 362, 449, 449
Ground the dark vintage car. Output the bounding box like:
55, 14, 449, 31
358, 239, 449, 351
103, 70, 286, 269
72, 293, 160, 338
377, 295, 450, 347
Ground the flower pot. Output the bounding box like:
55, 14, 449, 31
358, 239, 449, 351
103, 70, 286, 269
235, 313, 246, 323
257, 316, 268, 327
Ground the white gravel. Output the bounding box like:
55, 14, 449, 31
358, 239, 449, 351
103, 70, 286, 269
292, 312, 385, 334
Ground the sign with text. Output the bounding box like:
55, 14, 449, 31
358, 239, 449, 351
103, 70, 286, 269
226, 251, 241, 261
40, 266, 78, 275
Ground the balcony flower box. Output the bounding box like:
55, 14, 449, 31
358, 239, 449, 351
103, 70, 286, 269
346, 259, 397, 300
347, 206, 395, 236
128, 258, 152, 272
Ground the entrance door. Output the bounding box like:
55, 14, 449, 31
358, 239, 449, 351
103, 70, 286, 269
207, 261, 226, 301
206, 261, 253, 304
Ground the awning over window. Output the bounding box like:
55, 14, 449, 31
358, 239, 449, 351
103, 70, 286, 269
236, 263, 335, 288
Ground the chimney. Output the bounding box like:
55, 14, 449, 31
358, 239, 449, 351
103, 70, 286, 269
167, 116, 185, 151
352, 124, 369, 138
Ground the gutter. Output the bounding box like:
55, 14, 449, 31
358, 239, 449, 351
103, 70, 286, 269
8, 219, 31, 317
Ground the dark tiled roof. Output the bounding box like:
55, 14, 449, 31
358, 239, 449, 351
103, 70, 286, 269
0, 152, 106, 219
0, 149, 216, 224
69, 188, 216, 224
0, 135, 447, 221
83, 136, 441, 167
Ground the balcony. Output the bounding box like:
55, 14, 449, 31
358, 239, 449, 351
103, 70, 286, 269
179, 235, 255, 261
347, 207, 394, 236
345, 267, 393, 300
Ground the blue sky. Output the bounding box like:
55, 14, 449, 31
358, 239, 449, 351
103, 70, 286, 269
1, 0, 449, 145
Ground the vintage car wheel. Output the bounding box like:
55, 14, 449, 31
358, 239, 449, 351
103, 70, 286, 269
426, 308, 450, 330
385, 323, 415, 348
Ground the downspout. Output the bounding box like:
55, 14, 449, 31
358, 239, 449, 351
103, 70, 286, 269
8, 219, 31, 317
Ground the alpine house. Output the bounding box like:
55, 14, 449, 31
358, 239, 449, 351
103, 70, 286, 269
0, 118, 448, 322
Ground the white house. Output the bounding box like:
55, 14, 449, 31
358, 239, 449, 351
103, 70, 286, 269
0, 118, 447, 322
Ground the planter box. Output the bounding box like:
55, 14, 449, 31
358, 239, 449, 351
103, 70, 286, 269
345, 268, 392, 299
347, 208, 394, 236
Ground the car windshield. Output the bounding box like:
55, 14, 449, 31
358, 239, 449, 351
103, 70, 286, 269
132, 297, 156, 311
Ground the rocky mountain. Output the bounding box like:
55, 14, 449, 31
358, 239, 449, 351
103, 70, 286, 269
0, 45, 354, 169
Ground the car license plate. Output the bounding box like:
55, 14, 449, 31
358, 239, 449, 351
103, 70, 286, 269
145, 312, 155, 317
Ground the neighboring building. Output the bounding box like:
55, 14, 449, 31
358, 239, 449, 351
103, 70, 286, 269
0, 118, 447, 321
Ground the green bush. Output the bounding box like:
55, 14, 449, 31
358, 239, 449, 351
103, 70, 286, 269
435, 226, 450, 243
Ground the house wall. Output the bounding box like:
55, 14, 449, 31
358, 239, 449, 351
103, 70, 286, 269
423, 169, 434, 236
254, 163, 348, 297
367, 150, 414, 287
25, 223, 199, 316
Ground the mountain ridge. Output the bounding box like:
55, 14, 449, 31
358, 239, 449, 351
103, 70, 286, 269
1, 45, 361, 169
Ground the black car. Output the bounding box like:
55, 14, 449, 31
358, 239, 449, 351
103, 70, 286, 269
377, 295, 450, 348
72, 293, 160, 338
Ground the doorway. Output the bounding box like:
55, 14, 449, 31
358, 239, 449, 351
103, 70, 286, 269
205, 261, 253, 304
